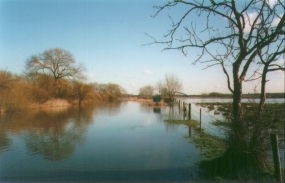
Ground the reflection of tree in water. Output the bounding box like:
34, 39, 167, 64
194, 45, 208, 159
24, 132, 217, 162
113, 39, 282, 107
152, 105, 182, 132
0, 105, 97, 160
139, 104, 153, 113
25, 124, 82, 161
0, 133, 11, 155
24, 106, 95, 161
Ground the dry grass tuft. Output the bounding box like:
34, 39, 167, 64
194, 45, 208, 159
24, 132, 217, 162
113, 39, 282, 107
32, 98, 71, 108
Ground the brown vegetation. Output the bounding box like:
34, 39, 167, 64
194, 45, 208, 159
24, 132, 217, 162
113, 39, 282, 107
0, 48, 127, 113
0, 69, 126, 113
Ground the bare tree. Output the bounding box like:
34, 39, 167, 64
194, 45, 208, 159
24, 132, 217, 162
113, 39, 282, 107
26, 48, 85, 82
139, 85, 155, 98
26, 48, 85, 97
147, 0, 285, 172
155, 80, 164, 95
147, 0, 285, 122
94, 83, 126, 98
164, 74, 182, 101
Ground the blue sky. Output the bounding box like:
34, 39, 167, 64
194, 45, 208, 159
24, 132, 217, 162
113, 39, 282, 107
0, 0, 284, 95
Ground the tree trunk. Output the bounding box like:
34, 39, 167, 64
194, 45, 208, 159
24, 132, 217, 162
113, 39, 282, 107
259, 65, 268, 112
231, 63, 248, 154
232, 64, 243, 123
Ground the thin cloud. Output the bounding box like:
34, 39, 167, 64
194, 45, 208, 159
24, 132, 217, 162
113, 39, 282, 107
268, 0, 278, 7
142, 69, 152, 75
243, 11, 282, 33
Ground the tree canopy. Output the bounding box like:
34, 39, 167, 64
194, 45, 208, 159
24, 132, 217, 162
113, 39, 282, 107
26, 48, 85, 81
139, 85, 155, 98
164, 74, 183, 101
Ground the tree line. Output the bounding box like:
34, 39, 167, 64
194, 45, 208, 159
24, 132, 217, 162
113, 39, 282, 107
0, 48, 126, 113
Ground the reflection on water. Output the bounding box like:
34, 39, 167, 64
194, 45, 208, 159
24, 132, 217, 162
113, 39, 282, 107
0, 105, 97, 161
0, 101, 202, 181
0, 133, 11, 155
2, 99, 282, 181
153, 107, 161, 113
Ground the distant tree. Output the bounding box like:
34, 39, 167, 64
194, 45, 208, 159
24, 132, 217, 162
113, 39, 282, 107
155, 80, 164, 95
139, 85, 154, 98
106, 83, 126, 98
94, 83, 126, 99
26, 48, 85, 81
164, 74, 182, 101
209, 92, 223, 97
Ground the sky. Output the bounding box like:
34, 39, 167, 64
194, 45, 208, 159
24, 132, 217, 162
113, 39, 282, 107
0, 0, 284, 95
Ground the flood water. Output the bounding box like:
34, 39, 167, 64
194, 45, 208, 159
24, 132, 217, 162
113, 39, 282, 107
0, 98, 283, 182
0, 101, 202, 182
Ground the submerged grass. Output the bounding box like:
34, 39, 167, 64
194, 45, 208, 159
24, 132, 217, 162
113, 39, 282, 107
196, 102, 284, 131
211, 120, 231, 127
164, 119, 198, 127
164, 118, 226, 161
191, 129, 227, 160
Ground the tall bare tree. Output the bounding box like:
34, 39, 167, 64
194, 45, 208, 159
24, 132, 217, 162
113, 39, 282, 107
26, 48, 85, 82
147, 0, 285, 122
26, 48, 85, 97
164, 74, 182, 101
147, 0, 285, 172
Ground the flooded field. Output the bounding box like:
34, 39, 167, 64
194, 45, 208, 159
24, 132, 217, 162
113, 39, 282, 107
0, 98, 283, 182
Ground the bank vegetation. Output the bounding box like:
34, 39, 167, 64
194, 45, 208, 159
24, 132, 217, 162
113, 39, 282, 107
0, 69, 126, 113
0, 48, 127, 113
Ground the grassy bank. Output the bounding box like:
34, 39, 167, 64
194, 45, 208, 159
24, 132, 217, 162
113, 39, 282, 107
163, 119, 226, 161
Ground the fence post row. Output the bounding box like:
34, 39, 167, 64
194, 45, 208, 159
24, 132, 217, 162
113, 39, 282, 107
200, 108, 202, 132
270, 133, 282, 182
188, 103, 191, 120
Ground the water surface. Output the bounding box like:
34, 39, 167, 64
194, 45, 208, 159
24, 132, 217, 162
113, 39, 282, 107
0, 101, 201, 182
1, 98, 283, 181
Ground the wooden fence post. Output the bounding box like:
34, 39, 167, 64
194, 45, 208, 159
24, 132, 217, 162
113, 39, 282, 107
200, 108, 202, 132
270, 133, 282, 182
188, 103, 191, 120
